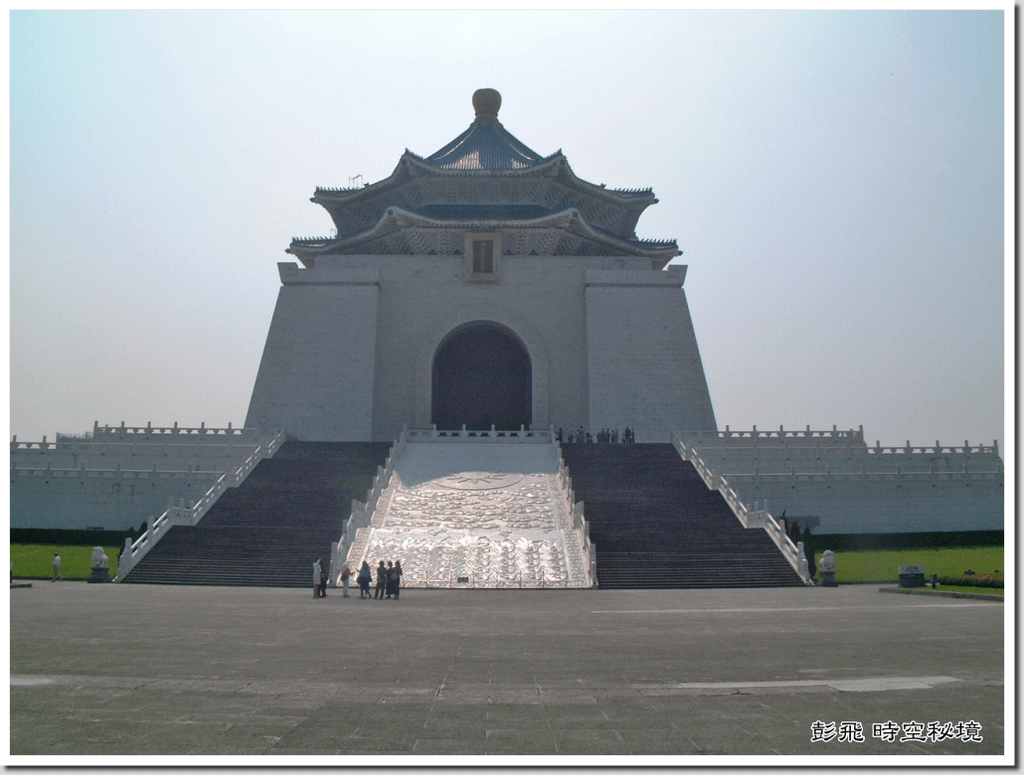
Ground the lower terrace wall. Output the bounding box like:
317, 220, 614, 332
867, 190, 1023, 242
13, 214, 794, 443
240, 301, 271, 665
723, 472, 1003, 534
677, 427, 1004, 535
10, 469, 226, 531
683, 425, 1001, 476
10, 423, 277, 531
13, 422, 279, 471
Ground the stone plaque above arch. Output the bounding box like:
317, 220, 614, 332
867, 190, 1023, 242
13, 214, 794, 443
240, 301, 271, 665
414, 305, 549, 429
464, 231, 502, 282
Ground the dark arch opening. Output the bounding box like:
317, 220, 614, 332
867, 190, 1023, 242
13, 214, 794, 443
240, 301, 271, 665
432, 324, 532, 430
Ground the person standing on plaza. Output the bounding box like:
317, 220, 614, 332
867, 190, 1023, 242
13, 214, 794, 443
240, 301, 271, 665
374, 560, 388, 600
385, 561, 396, 599
312, 557, 322, 598
51, 553, 63, 582
393, 560, 403, 600
319, 559, 329, 598
357, 561, 372, 598
340, 565, 352, 598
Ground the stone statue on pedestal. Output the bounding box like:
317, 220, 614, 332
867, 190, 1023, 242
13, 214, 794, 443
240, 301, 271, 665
89, 547, 110, 583
818, 549, 837, 587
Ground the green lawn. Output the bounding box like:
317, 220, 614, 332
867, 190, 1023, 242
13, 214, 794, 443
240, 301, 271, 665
11, 543, 1006, 591
817, 546, 1004, 593
11, 544, 122, 580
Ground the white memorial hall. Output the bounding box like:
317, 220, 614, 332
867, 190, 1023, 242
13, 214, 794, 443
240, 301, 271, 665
11, 90, 1003, 590
245, 87, 716, 445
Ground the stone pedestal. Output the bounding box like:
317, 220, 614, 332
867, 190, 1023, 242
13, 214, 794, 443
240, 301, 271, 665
898, 565, 926, 588
819, 570, 837, 587
88, 567, 110, 583
88, 548, 110, 583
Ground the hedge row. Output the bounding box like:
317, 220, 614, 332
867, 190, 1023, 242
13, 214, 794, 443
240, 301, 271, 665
10, 527, 141, 547
935, 575, 1004, 589
803, 530, 1003, 552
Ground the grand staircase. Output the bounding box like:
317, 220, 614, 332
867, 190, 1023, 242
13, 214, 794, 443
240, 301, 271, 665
560, 443, 805, 589
123, 439, 803, 589
122, 441, 391, 587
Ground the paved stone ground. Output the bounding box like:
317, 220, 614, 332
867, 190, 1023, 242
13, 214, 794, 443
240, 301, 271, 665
9, 582, 1007, 763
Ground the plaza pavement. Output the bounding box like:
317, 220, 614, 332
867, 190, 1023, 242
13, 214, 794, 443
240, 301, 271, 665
9, 581, 1008, 763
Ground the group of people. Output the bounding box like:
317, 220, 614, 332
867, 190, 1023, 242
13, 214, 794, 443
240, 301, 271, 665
335, 559, 403, 600
595, 427, 634, 443
558, 426, 635, 444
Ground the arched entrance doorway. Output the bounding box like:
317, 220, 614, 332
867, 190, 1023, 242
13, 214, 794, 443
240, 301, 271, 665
432, 324, 532, 430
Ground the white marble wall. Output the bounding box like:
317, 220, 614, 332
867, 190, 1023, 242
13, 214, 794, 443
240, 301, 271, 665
245, 264, 379, 441
371, 253, 596, 441
246, 253, 718, 442
680, 429, 1004, 534
10, 424, 268, 530
10, 470, 224, 531
727, 474, 1003, 534
585, 267, 717, 442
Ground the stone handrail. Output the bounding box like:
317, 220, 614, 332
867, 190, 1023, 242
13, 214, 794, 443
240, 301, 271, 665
12, 423, 278, 453
92, 421, 259, 439
114, 430, 286, 581
673, 433, 812, 584
403, 425, 554, 443
10, 436, 55, 452
725, 467, 1003, 485
684, 425, 864, 443
554, 441, 596, 587
334, 435, 405, 582
9, 463, 227, 480
678, 426, 999, 457
867, 440, 1000, 457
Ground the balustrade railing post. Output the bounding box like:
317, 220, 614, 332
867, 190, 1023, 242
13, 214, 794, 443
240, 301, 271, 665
328, 541, 339, 588
117, 537, 133, 579
797, 541, 810, 580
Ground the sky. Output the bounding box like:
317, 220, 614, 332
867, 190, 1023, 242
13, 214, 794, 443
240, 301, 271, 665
9, 8, 1010, 452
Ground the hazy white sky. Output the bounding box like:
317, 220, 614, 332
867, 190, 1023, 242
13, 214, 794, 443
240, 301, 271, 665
9, 9, 1010, 450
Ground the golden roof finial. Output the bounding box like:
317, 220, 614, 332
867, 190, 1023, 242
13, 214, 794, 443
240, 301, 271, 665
472, 88, 501, 125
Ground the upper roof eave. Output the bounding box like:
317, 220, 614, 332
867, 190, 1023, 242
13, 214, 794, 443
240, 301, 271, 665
308, 150, 567, 216
288, 206, 679, 261
310, 149, 660, 207
554, 158, 657, 209
311, 155, 410, 205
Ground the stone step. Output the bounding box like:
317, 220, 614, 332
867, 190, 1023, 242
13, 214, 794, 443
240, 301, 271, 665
563, 444, 804, 588
125, 441, 804, 590
123, 441, 392, 586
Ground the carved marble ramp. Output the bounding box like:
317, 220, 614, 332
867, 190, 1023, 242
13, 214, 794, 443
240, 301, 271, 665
346, 439, 593, 589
